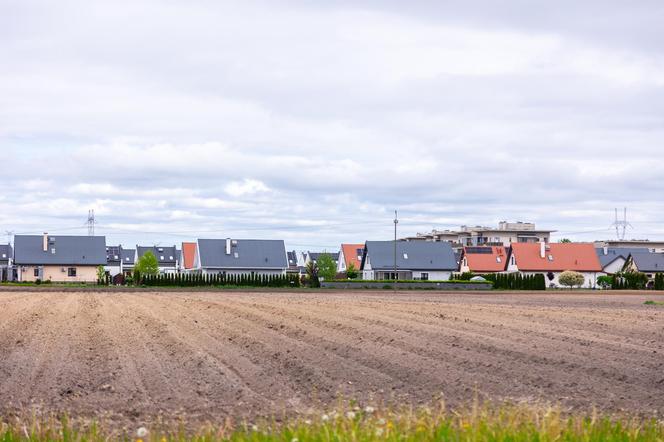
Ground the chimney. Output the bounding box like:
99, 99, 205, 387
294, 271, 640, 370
43, 233, 48, 252
540, 240, 546, 259
225, 238, 231, 255
603, 246, 608, 256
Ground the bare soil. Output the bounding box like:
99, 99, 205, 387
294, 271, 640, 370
0, 290, 662, 426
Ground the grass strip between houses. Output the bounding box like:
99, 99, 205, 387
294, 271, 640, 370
1, 402, 662, 442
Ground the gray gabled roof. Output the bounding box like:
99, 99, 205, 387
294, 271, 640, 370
14, 235, 107, 266
596, 247, 645, 267
629, 252, 664, 273
197, 239, 287, 269
121, 248, 135, 266
362, 241, 457, 271
137, 246, 177, 266
287, 251, 298, 267
0, 244, 12, 264
308, 252, 339, 262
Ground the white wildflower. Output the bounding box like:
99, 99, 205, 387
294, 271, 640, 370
377, 418, 386, 425
304, 419, 312, 425
346, 411, 356, 419
251, 424, 259, 432
321, 414, 330, 422
364, 406, 375, 414
375, 427, 384, 436
136, 427, 148, 438
291, 438, 299, 442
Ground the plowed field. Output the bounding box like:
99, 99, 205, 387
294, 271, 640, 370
0, 290, 662, 425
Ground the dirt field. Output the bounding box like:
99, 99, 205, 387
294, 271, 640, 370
0, 290, 662, 426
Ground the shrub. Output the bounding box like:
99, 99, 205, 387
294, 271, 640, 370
597, 275, 613, 289
316, 253, 337, 281
346, 262, 359, 279
558, 271, 585, 289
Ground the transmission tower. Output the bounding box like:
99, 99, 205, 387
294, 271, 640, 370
4, 231, 13, 247
87, 210, 96, 236
610, 207, 632, 240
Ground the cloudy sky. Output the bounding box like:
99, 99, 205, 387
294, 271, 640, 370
2, 0, 664, 250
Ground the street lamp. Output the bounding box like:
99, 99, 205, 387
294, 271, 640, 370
393, 210, 398, 290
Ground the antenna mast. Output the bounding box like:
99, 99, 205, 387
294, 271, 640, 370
87, 210, 96, 236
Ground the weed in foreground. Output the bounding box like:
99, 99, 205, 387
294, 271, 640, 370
1, 402, 662, 441
644, 300, 664, 306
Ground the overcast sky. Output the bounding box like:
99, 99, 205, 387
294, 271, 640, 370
2, 0, 664, 250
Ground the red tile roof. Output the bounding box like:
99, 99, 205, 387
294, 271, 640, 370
510, 243, 602, 272
182, 242, 197, 270
462, 246, 508, 272
341, 243, 364, 270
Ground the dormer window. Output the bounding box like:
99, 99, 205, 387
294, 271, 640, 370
496, 256, 502, 263
51, 248, 56, 254
169, 256, 173, 260
403, 253, 408, 259
160, 256, 164, 260
234, 252, 239, 258
547, 255, 554, 261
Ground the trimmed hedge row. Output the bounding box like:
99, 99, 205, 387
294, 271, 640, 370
453, 272, 546, 290
140, 272, 301, 288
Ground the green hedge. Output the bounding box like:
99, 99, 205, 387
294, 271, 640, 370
453, 272, 546, 290
141, 272, 300, 288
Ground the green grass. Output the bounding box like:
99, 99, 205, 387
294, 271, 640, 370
644, 300, 664, 305
1, 403, 662, 441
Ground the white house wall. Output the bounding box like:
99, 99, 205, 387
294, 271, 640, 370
602, 258, 626, 275
521, 271, 601, 289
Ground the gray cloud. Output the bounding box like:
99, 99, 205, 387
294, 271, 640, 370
1, 0, 663, 249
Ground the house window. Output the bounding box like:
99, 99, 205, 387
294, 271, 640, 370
403, 253, 408, 259
510, 256, 515, 265
68, 267, 77, 277
51, 248, 56, 254
234, 252, 239, 258
169, 256, 173, 260
160, 256, 164, 260
496, 256, 502, 263
34, 268, 40, 277
420, 272, 429, 281
1, 254, 5, 258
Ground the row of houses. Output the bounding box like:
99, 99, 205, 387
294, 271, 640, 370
2, 231, 664, 288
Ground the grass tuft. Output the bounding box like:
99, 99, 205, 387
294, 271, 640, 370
644, 300, 664, 306
1, 402, 663, 441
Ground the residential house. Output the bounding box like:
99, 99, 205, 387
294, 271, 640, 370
459, 246, 508, 274
304, 251, 339, 267
360, 241, 458, 281
286, 250, 300, 273
13, 234, 107, 282
595, 247, 644, 274
403, 221, 554, 249
195, 238, 288, 276
506, 242, 602, 288
623, 252, 664, 279
136, 245, 179, 274
181, 242, 197, 272
0, 244, 12, 282
121, 248, 135, 276
337, 243, 364, 273
594, 240, 664, 253
105, 245, 123, 277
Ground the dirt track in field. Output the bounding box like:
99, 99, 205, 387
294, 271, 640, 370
0, 290, 663, 426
